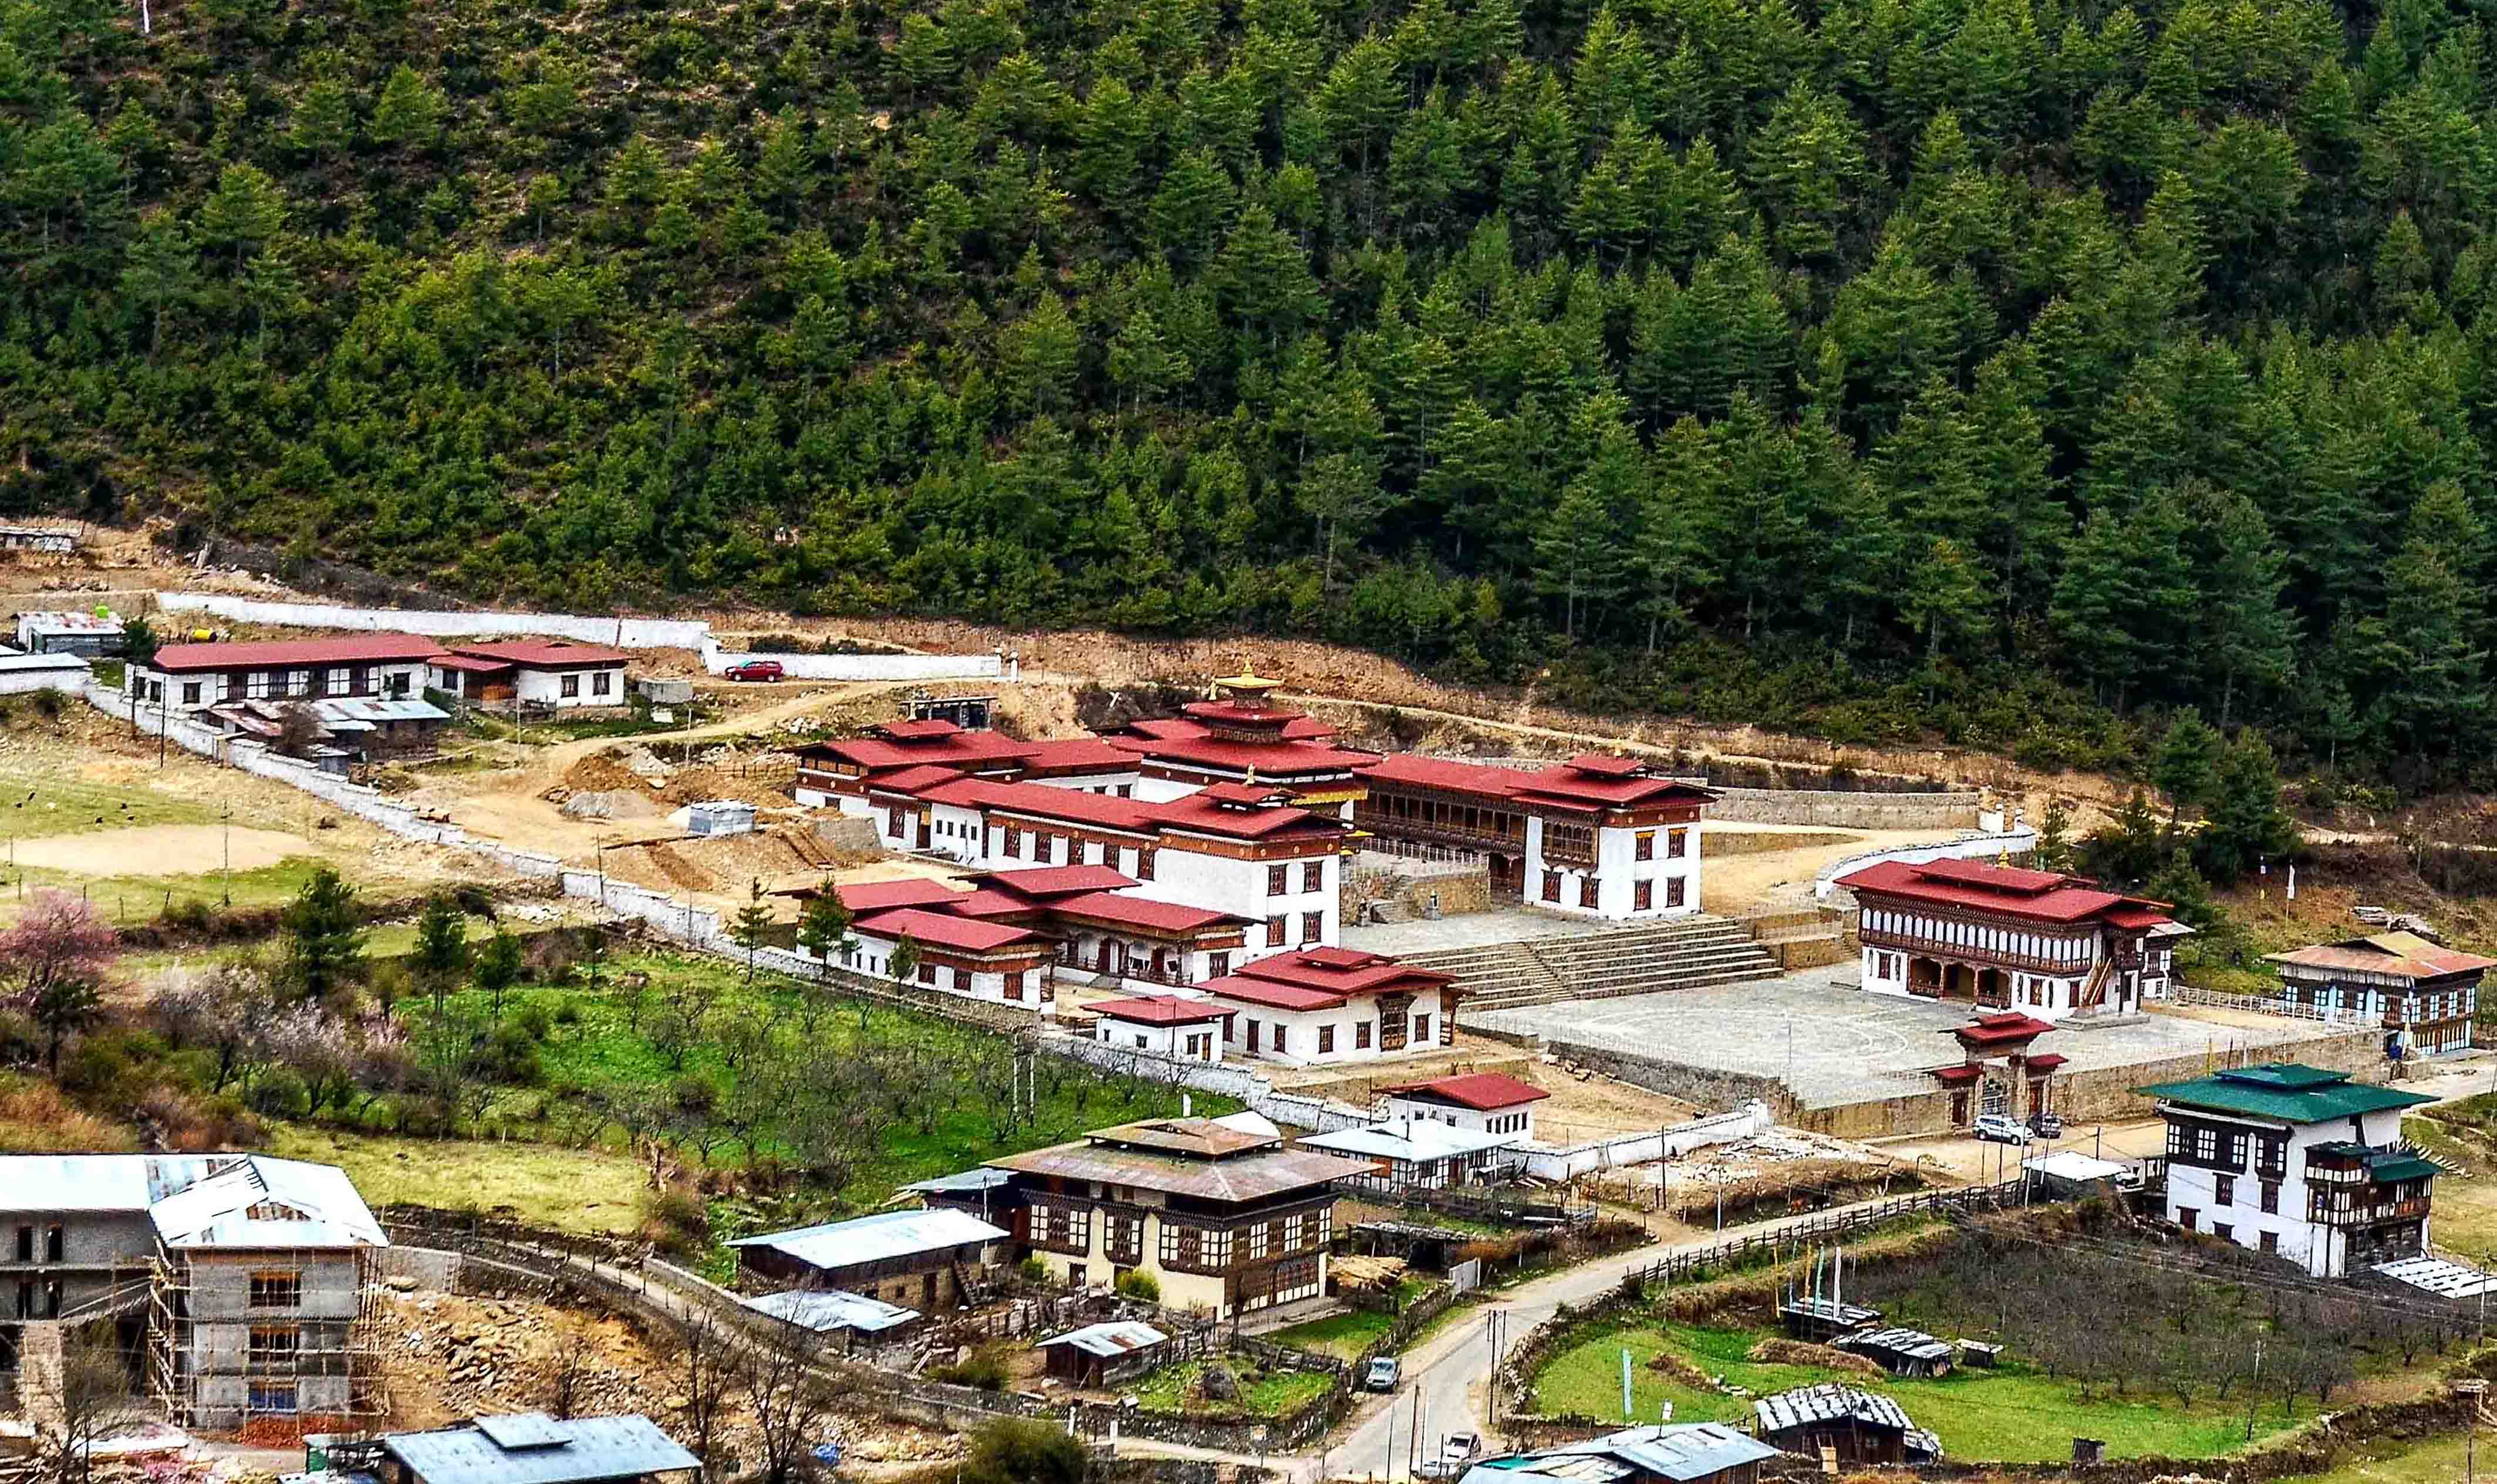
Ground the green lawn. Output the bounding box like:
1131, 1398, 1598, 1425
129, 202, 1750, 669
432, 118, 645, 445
1128, 1358, 1335, 1416
1270, 1280, 1430, 1360
35, 858, 340, 920
0, 770, 220, 834
265, 1125, 650, 1235
2278, 1430, 2475, 1482
1534, 1321, 2292, 1463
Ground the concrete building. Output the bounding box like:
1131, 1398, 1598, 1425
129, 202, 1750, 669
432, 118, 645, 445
12, 611, 121, 657
129, 633, 441, 713
1088, 995, 1230, 1062
843, 908, 1059, 1010
428, 640, 630, 711
0, 1154, 387, 1428
1192, 947, 1457, 1066
1356, 753, 1714, 918
1379, 1072, 1550, 1141
2140, 1063, 2441, 1278
1842, 858, 2182, 1022
2266, 932, 2494, 1059
984, 1117, 1371, 1319
1298, 1118, 1519, 1191
728, 1209, 1009, 1313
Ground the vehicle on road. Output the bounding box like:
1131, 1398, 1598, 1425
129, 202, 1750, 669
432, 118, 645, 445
2027, 1110, 2064, 1139
1973, 1114, 2032, 1144
1442, 1432, 1480, 1466
1363, 1356, 1400, 1392
723, 660, 784, 682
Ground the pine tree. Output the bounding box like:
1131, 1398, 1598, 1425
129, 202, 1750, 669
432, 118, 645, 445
2199, 489, 2297, 725
2152, 708, 2222, 822
731, 878, 775, 981
370, 64, 447, 151
197, 163, 286, 272
2197, 733, 2299, 884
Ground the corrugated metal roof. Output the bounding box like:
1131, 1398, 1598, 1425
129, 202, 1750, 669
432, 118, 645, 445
1838, 1327, 1956, 1364
727, 1208, 1007, 1271
1301, 1121, 1517, 1162
899, 1168, 1015, 1194
380, 1414, 698, 1484
1480, 1424, 1779, 1483
2136, 1063, 2435, 1123
987, 1140, 1375, 1204
744, 1289, 920, 1334
1037, 1320, 1168, 1357
0, 1155, 384, 1250
316, 697, 450, 724
1754, 1384, 1921, 1436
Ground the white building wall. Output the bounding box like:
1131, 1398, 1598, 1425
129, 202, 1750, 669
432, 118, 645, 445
1523, 819, 1701, 921
1221, 987, 1445, 1067
511, 664, 627, 708
2158, 1107, 2414, 1279
1150, 846, 1337, 962
1094, 1018, 1222, 1062
1381, 1095, 1537, 1141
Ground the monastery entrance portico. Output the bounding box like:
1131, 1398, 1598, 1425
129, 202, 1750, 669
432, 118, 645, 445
1908, 956, 2013, 1010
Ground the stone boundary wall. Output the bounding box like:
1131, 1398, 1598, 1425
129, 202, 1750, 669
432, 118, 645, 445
1708, 787, 1982, 829
1813, 828, 2040, 900
1544, 1037, 1798, 1119
1522, 1101, 1774, 1180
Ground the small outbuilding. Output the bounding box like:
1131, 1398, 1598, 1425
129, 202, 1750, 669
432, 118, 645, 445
1835, 1326, 1956, 1377
1298, 1118, 1520, 1191
1752, 1385, 1942, 1467
686, 800, 757, 837
744, 1289, 920, 1350
353, 1412, 699, 1484
728, 1208, 1009, 1311
13, 610, 120, 656
1035, 1320, 1169, 1387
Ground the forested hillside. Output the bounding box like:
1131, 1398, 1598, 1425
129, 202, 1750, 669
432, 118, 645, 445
5, 0, 2495, 781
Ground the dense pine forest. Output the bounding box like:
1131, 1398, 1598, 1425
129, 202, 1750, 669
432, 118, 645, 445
5, 0, 2496, 783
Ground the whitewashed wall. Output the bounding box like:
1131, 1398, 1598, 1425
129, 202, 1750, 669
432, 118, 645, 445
1519, 1101, 1773, 1180
1813, 827, 2043, 901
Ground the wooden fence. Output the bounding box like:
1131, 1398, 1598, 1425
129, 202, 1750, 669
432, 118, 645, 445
1624, 1178, 2025, 1288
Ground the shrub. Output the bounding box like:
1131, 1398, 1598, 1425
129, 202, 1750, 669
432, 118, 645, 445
485, 1022, 544, 1085
637, 1184, 710, 1259
512, 1003, 555, 1042
1017, 1256, 1050, 1284
960, 1418, 1086, 1484
1113, 1269, 1160, 1303
930, 1346, 1012, 1392
248, 1067, 312, 1117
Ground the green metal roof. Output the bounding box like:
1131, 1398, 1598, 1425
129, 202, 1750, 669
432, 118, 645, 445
2369, 1156, 2443, 1183
2134, 1063, 2435, 1123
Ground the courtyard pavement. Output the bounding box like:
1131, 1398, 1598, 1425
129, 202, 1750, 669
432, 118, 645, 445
1341, 904, 1615, 955
1472, 969, 2347, 1108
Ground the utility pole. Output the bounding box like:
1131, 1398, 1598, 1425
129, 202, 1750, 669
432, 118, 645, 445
221, 803, 232, 906
2464, 1378, 2485, 1484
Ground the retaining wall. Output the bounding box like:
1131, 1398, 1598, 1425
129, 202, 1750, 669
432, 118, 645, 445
1708, 787, 1982, 829
1814, 827, 2040, 900
1521, 1101, 1774, 1180
1544, 1037, 1797, 1118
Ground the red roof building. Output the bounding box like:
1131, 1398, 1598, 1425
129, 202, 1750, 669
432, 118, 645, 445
1381, 1071, 1551, 1140
1096, 674, 1381, 814
1840, 857, 2183, 1025
1355, 752, 1715, 920
1192, 948, 1458, 1066
134, 633, 444, 713
1929, 1011, 2067, 1127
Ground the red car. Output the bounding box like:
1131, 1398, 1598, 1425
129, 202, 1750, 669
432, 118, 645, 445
723, 660, 784, 682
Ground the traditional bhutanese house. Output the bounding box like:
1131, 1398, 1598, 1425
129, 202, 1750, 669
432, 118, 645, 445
2265, 932, 2495, 1059
1835, 1327, 1956, 1378
1840, 858, 2183, 1022
427, 640, 630, 711
1456, 1424, 1780, 1484
1752, 1385, 1942, 1467
1035, 1319, 1170, 1387
129, 632, 444, 713
1355, 752, 1713, 919
789, 719, 1042, 813
1926, 1012, 2065, 1128
2137, 1062, 2439, 1278
946, 865, 1256, 988
1298, 1117, 1520, 1191
987, 1115, 1374, 1319
1096, 672, 1381, 817
1016, 735, 1143, 796
1193, 947, 1457, 1066
1380, 1071, 1551, 1141
1088, 994, 1231, 1063
727, 1208, 1010, 1312
844, 907, 1059, 1009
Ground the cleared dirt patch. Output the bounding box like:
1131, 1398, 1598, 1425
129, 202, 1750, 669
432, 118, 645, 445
13, 822, 309, 875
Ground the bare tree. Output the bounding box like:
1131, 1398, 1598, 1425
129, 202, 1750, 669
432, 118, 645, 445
669, 1314, 744, 1484
35, 1332, 144, 1484
544, 1330, 599, 1419
742, 1331, 850, 1484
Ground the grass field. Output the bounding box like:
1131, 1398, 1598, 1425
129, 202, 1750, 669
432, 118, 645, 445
1129, 1358, 1335, 1416
1534, 1321, 2293, 1463
1269, 1280, 1430, 1360
424, 952, 1231, 1207
2278, 1429, 2476, 1482
265, 1125, 651, 1235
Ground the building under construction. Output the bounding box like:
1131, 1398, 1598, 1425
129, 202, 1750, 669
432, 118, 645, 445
0, 1155, 388, 1429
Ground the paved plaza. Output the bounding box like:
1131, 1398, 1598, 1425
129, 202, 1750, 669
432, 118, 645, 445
1472, 971, 2347, 1109
1342, 904, 1615, 955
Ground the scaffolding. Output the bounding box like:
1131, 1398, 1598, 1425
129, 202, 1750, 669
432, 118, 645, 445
144, 1249, 389, 1428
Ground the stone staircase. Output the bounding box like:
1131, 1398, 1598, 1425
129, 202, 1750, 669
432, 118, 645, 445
1415, 915, 1783, 1014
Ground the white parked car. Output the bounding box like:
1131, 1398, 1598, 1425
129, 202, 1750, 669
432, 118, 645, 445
1972, 1114, 2032, 1144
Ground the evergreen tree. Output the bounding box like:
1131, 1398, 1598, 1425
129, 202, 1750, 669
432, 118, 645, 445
369, 65, 447, 151
279, 866, 366, 1005
2152, 708, 2222, 822
2198, 733, 2299, 883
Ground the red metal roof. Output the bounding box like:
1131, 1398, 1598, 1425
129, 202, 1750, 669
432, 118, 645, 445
428, 654, 512, 674
1563, 752, 1646, 777
1838, 858, 2171, 927
1361, 752, 1710, 813
1199, 781, 1294, 806
961, 780, 1160, 833
1199, 948, 1456, 1011
1086, 995, 1231, 1026
877, 718, 963, 739
1048, 891, 1248, 934
797, 730, 1043, 773
1102, 719, 1379, 776
973, 865, 1139, 898
1148, 792, 1344, 843
149, 633, 447, 673
2024, 1053, 2070, 1072
1383, 1071, 1550, 1110
1020, 736, 1138, 771
863, 765, 976, 797
1929, 1065, 1983, 1084
449, 639, 629, 669
852, 907, 1054, 954
1357, 753, 1542, 800
1950, 1012, 2056, 1047
835, 878, 967, 913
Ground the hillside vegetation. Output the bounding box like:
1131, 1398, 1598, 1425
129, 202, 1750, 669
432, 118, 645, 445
7, 0, 2496, 782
